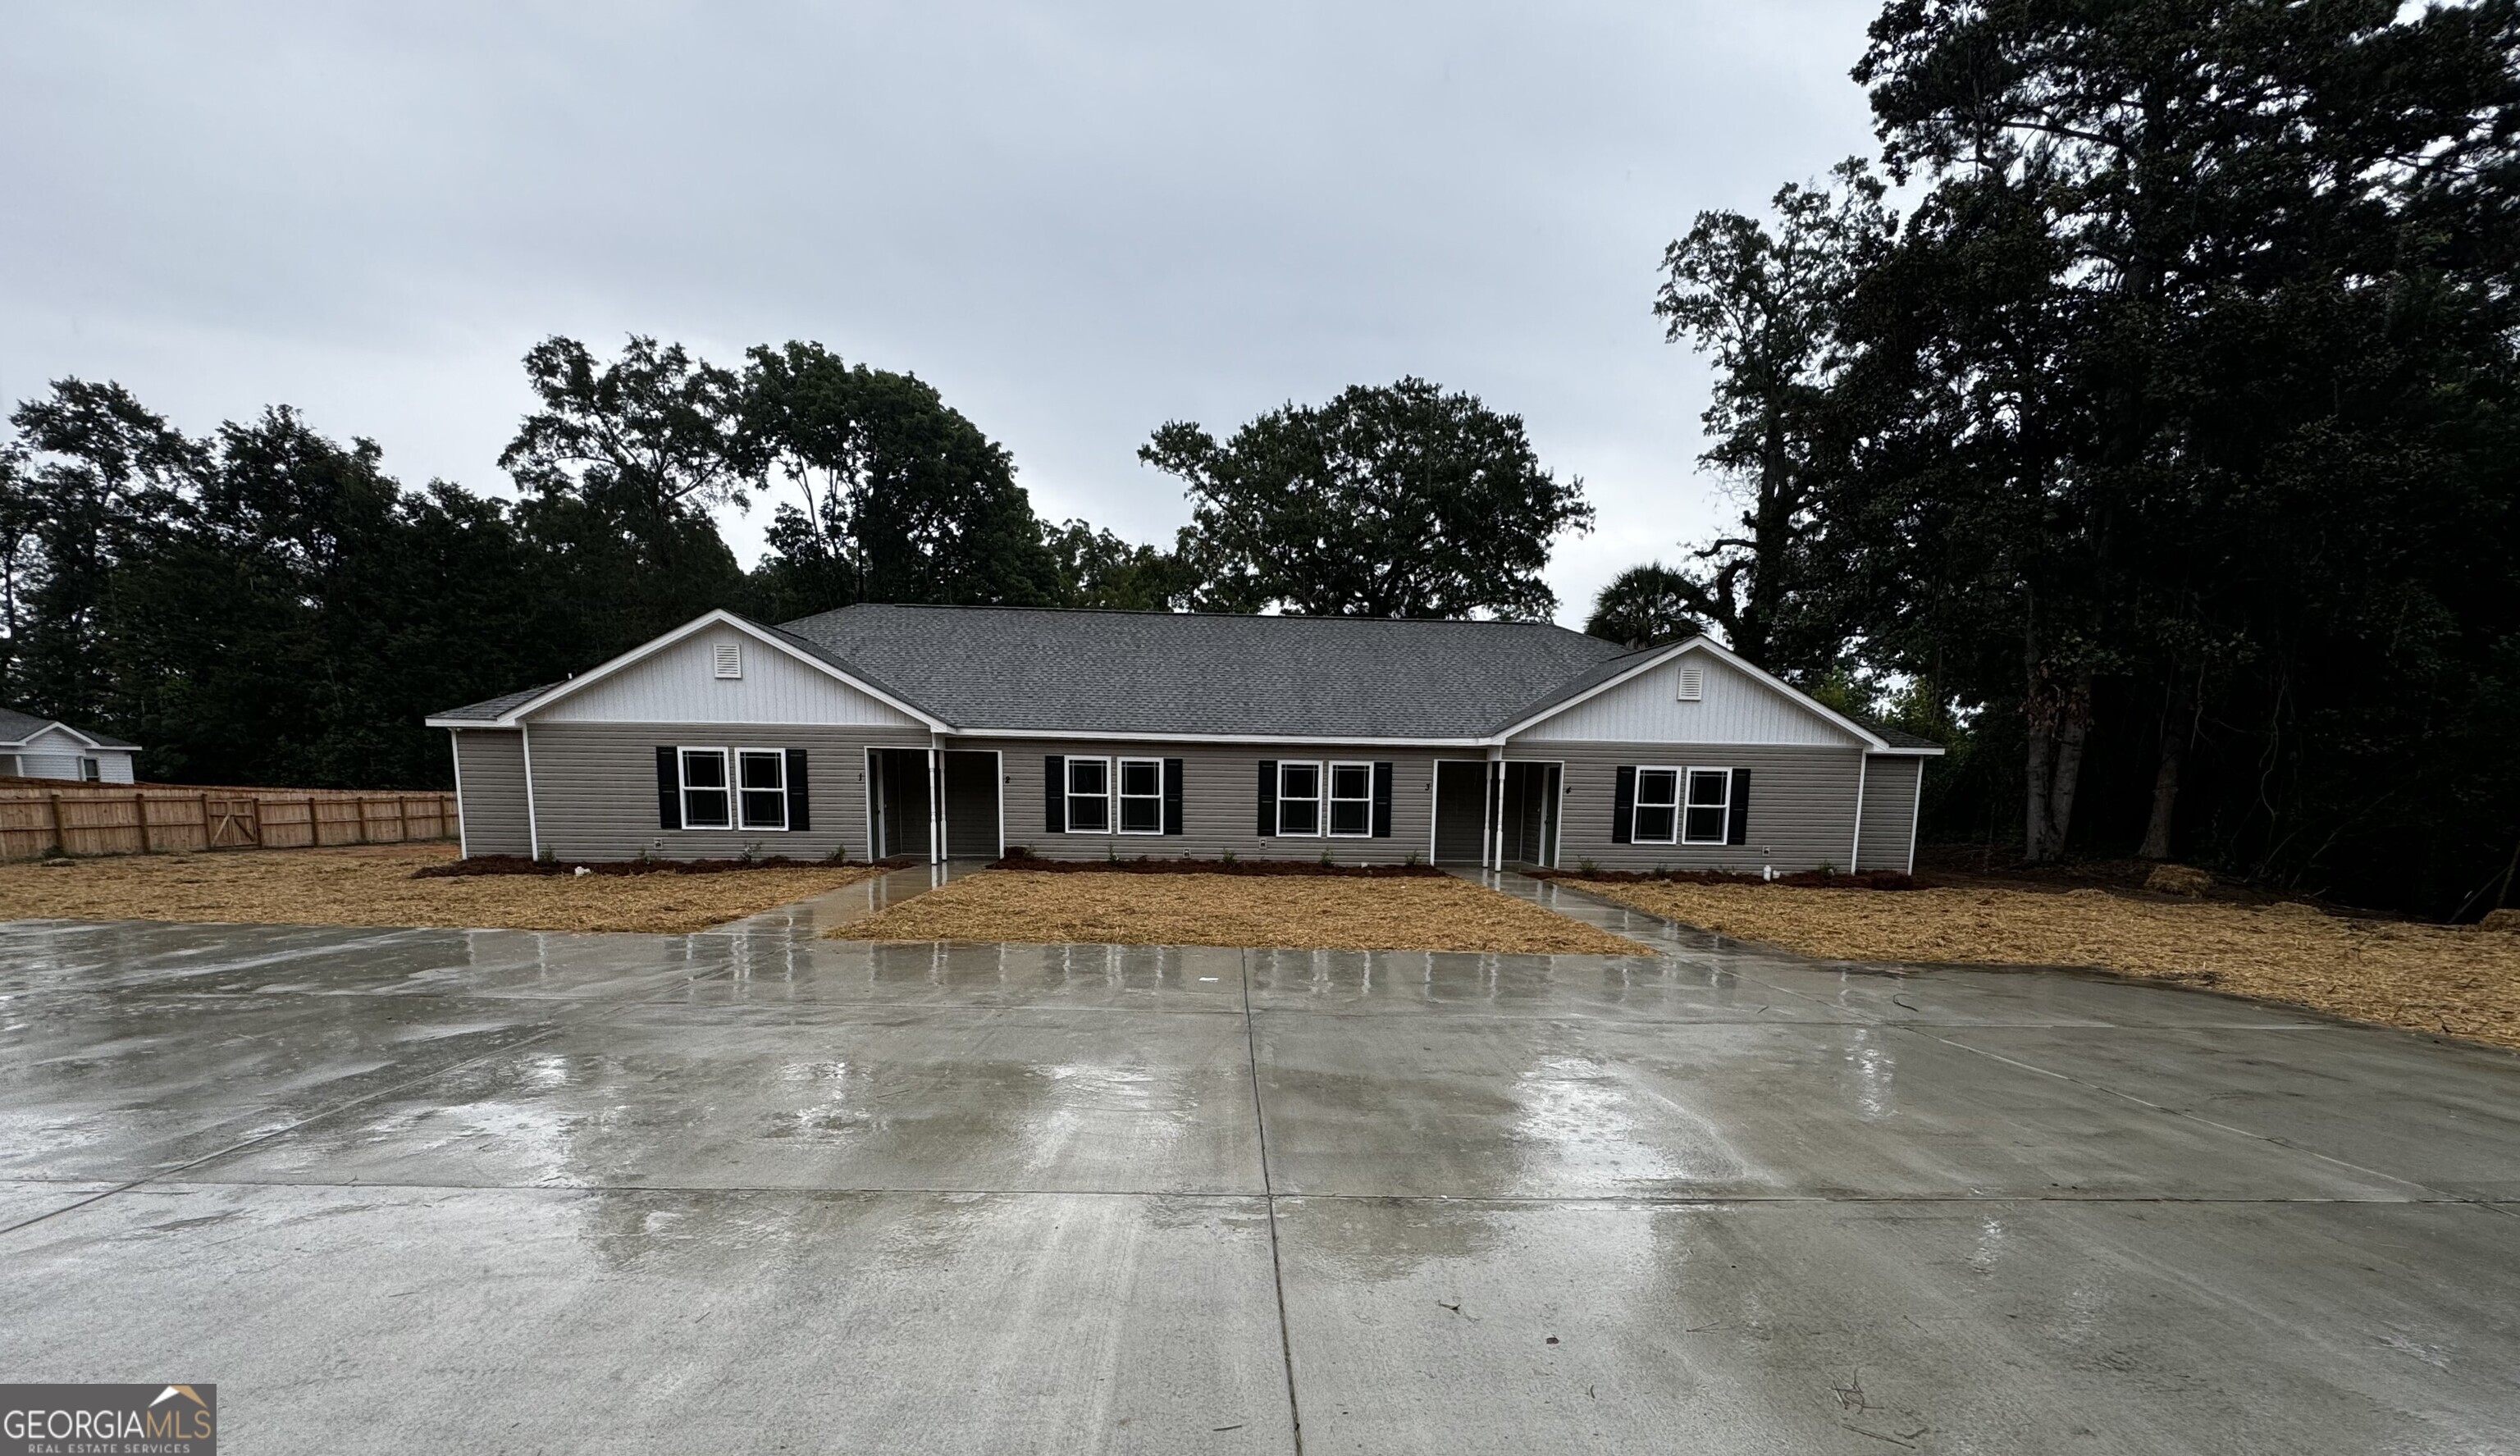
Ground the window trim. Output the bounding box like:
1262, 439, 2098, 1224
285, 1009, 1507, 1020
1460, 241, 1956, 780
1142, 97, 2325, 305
1275, 760, 1324, 838
735, 747, 790, 832
1064, 755, 1113, 834
1682, 767, 1732, 846
1632, 765, 1681, 845
678, 746, 733, 830
1326, 760, 1374, 838
1116, 755, 1165, 835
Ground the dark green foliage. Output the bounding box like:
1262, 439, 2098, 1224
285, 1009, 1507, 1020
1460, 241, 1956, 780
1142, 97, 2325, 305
1706, 0, 2520, 911
1583, 564, 1703, 648
1650, 164, 1891, 671
1041, 518, 1196, 610
501, 335, 751, 662
738, 341, 1064, 618
1141, 378, 1593, 619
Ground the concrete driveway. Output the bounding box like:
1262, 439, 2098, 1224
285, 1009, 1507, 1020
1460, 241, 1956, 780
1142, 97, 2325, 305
2, 888, 2517, 1453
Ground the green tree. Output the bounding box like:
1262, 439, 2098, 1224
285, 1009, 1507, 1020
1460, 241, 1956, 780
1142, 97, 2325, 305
1819, 0, 2520, 899
500, 335, 749, 660
1655, 163, 1891, 670
1042, 518, 1194, 610
1583, 564, 1702, 648
738, 340, 1062, 618
1141, 378, 1592, 619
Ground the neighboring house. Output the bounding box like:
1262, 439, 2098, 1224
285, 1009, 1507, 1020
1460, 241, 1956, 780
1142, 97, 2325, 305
0, 708, 141, 783
426, 605, 1940, 871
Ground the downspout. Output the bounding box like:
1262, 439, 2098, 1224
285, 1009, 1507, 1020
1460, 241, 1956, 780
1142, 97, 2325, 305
520, 721, 541, 861
449, 733, 469, 860
1848, 752, 1868, 874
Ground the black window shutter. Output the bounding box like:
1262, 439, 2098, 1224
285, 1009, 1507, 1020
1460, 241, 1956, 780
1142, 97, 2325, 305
785, 748, 810, 832
1371, 762, 1395, 838
1256, 760, 1277, 836
1728, 768, 1751, 845
1043, 755, 1065, 833
1162, 759, 1185, 835
655, 747, 681, 830
1611, 765, 1635, 844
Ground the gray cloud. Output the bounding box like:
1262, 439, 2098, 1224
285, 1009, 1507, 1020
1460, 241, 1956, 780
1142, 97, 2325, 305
0, 0, 1882, 622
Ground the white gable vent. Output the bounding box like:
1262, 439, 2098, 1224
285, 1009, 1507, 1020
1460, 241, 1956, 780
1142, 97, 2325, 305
713, 643, 742, 679
1676, 665, 1705, 702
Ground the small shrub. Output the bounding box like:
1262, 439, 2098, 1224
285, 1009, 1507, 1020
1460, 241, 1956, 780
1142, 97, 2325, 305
1404, 851, 1422, 866
1219, 849, 1236, 865
1318, 849, 1335, 867
1577, 857, 1598, 874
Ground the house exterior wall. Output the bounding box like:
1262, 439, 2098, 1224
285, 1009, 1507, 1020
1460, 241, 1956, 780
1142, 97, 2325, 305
451, 729, 532, 856
1856, 754, 1924, 873
534, 624, 923, 728
1530, 740, 1866, 873
521, 720, 929, 862
1516, 651, 1860, 746
968, 737, 1446, 864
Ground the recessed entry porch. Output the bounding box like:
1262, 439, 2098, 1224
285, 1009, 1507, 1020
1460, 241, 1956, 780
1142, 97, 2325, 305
866, 747, 1002, 862
1431, 759, 1562, 869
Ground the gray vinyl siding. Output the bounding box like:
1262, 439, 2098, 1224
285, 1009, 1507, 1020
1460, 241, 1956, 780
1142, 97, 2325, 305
968, 739, 1443, 864
1536, 741, 1864, 873
452, 729, 531, 856
1856, 755, 1923, 873
523, 721, 929, 862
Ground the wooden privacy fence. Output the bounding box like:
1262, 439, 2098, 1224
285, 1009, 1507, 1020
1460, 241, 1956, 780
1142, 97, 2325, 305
0, 781, 459, 860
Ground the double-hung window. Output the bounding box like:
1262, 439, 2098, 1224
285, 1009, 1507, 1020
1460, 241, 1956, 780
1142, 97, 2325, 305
680, 748, 733, 829
737, 750, 788, 830
1066, 756, 1112, 833
1632, 767, 1679, 844
1116, 758, 1163, 834
1326, 762, 1373, 837
1682, 769, 1731, 845
1276, 761, 1322, 836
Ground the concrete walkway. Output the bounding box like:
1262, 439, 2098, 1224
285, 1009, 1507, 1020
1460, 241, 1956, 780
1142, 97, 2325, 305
2, 899, 2517, 1452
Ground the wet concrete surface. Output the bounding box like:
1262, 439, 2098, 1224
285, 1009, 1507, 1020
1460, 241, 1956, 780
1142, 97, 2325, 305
2, 897, 2518, 1452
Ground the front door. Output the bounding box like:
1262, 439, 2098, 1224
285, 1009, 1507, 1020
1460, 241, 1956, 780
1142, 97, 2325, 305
939, 751, 1002, 860
1431, 760, 1490, 865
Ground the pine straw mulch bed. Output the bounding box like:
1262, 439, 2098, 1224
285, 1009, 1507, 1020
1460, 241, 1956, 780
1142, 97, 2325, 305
0, 842, 882, 934
1566, 878, 2520, 1051
837, 869, 1650, 955
991, 851, 1444, 878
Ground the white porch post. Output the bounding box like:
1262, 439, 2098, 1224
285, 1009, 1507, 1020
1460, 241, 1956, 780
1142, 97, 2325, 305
1486, 746, 1506, 871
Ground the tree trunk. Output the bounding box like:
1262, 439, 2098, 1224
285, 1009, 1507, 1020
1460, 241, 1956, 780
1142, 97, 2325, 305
2044, 672, 2094, 857
2025, 720, 2056, 861
2139, 685, 2190, 860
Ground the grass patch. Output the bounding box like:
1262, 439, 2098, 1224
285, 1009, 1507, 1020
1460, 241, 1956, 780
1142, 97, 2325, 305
1571, 879, 2520, 1050
838, 869, 1650, 954
0, 842, 882, 934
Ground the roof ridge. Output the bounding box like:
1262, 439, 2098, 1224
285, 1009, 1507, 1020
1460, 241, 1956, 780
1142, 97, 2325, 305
778, 601, 1594, 632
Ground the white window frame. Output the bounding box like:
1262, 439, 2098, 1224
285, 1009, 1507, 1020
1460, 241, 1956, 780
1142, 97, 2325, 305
1632, 765, 1680, 845
1276, 760, 1324, 838
1326, 760, 1374, 838
1065, 755, 1112, 834
735, 748, 790, 832
1116, 756, 1165, 835
1683, 767, 1732, 846
679, 746, 733, 829
79, 757, 101, 782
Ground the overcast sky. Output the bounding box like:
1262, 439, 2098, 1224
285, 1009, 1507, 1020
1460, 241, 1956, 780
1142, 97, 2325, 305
0, 1, 1883, 625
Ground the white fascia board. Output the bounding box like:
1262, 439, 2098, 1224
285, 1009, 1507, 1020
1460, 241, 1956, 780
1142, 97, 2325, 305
949, 728, 1495, 747
10, 721, 117, 751
1495, 636, 1894, 751
1866, 745, 1947, 757
432, 610, 952, 733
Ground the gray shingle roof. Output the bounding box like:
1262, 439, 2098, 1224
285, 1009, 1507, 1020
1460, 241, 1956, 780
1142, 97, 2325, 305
775, 605, 1633, 739
1865, 723, 1946, 752
0, 706, 137, 749
430, 684, 559, 723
